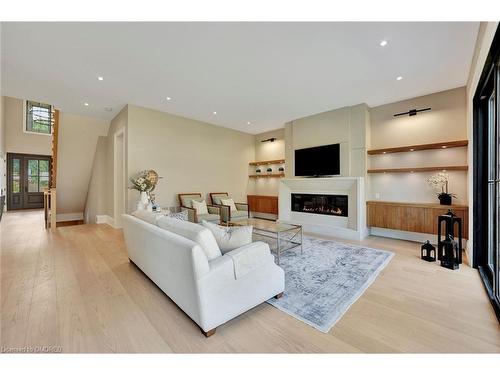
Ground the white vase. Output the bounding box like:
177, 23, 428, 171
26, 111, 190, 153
138, 191, 149, 210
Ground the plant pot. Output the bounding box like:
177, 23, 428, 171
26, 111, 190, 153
438, 193, 452, 205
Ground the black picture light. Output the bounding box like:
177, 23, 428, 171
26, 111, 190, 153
261, 137, 277, 143
394, 107, 431, 117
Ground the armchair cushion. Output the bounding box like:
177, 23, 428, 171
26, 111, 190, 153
197, 213, 220, 223
202, 220, 253, 254
180, 194, 203, 207
211, 193, 229, 205
157, 217, 222, 260
221, 198, 237, 212
192, 199, 208, 215
230, 210, 249, 219
225, 241, 273, 279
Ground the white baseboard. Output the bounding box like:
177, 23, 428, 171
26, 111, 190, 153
95, 214, 118, 228
370, 227, 468, 248
56, 212, 83, 222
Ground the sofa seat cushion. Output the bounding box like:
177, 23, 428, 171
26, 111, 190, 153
202, 220, 253, 254
157, 217, 222, 260
230, 210, 248, 219
197, 213, 220, 223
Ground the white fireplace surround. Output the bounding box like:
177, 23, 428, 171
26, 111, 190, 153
279, 177, 368, 241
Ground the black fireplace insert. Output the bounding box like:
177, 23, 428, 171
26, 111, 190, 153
291, 193, 348, 217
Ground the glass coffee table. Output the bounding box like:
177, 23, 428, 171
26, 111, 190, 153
228, 218, 303, 264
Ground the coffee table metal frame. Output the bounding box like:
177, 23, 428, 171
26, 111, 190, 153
229, 219, 303, 264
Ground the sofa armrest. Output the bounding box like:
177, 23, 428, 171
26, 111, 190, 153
181, 206, 196, 222
207, 205, 221, 215
225, 241, 273, 279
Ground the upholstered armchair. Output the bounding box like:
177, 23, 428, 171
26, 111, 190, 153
209, 192, 250, 223
178, 193, 221, 223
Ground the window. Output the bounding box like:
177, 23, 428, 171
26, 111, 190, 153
26, 100, 52, 134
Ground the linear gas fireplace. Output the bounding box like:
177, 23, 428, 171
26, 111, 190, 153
291, 193, 348, 217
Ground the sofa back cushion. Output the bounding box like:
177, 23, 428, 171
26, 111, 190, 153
132, 210, 160, 225
157, 216, 222, 260
202, 220, 253, 254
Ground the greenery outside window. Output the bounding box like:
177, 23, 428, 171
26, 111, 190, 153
26, 100, 52, 135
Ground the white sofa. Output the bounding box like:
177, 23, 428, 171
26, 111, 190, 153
122, 213, 285, 337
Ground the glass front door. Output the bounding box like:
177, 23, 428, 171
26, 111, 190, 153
6, 153, 51, 210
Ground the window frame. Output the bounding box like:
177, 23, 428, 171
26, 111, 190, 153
23, 100, 53, 136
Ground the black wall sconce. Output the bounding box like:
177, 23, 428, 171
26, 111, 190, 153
394, 107, 431, 117
266, 168, 273, 172
261, 137, 277, 143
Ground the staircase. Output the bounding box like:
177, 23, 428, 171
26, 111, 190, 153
43, 108, 59, 229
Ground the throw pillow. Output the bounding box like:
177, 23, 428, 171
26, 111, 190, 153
157, 217, 221, 260
202, 220, 253, 254
191, 199, 208, 215
220, 198, 237, 212
166, 210, 188, 221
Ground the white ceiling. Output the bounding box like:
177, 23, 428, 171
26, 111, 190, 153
1, 22, 479, 134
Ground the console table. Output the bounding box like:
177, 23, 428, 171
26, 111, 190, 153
366, 201, 468, 239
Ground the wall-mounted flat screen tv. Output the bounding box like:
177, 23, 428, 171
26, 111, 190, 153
294, 143, 340, 176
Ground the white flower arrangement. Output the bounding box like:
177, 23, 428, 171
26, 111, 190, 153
427, 172, 456, 198
130, 170, 160, 193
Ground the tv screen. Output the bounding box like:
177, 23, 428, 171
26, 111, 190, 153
294, 144, 340, 176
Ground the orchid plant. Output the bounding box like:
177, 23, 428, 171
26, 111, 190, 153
427, 172, 456, 199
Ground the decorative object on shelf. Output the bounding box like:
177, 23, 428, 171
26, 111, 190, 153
437, 209, 463, 270
130, 169, 162, 210
256, 169, 261, 173
278, 167, 284, 172
266, 168, 272, 173
420, 240, 436, 262
427, 172, 456, 205
393, 107, 431, 117
260, 137, 277, 143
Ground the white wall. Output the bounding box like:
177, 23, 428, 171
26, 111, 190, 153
55, 112, 109, 216
3, 96, 52, 155
126, 104, 255, 213
284, 103, 370, 178
368, 87, 468, 205
83, 136, 107, 224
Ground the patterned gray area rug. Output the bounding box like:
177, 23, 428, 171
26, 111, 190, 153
260, 235, 394, 333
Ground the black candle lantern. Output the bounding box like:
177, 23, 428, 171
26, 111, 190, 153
421, 240, 436, 262
437, 209, 462, 270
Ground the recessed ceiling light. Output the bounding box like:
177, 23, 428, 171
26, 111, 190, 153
442, 145, 447, 149
97, 76, 104, 81
84, 102, 89, 106
213, 111, 217, 115
247, 121, 251, 125
382, 151, 386, 154
396, 76, 403, 81
410, 148, 414, 151
166, 97, 172, 101
380, 40, 388, 47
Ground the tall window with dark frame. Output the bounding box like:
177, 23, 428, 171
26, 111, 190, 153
26, 100, 52, 134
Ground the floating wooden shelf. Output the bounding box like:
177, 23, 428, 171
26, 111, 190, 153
249, 159, 285, 166
367, 140, 468, 155
367, 165, 468, 174
249, 173, 285, 178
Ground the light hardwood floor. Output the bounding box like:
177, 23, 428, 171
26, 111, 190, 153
1, 210, 499, 353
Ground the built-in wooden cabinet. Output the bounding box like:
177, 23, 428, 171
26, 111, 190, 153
367, 201, 468, 238
247, 195, 278, 215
